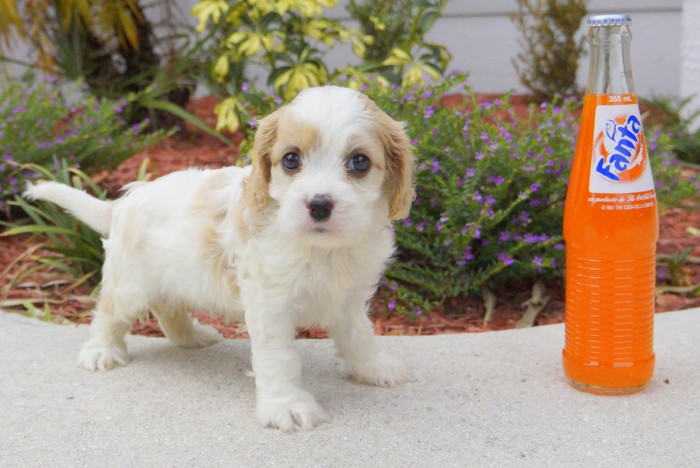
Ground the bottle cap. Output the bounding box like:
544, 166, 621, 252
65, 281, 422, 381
587, 14, 631, 27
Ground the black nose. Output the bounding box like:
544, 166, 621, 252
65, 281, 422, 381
308, 194, 333, 221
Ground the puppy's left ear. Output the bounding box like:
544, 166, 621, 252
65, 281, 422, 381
367, 98, 416, 220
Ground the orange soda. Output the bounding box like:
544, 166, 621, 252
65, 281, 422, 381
562, 15, 658, 395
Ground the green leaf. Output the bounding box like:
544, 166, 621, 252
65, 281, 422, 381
140, 98, 232, 145
418, 11, 438, 33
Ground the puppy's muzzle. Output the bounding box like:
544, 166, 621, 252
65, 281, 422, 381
308, 194, 333, 221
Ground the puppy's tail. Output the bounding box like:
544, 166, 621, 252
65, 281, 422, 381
24, 182, 113, 236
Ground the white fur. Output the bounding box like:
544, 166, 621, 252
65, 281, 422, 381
25, 86, 415, 432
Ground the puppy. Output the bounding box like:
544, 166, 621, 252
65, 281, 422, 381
25, 86, 415, 432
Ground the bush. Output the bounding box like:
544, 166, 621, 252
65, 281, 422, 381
511, 0, 587, 102
1, 159, 108, 289
640, 94, 700, 165
193, 0, 450, 133
0, 0, 206, 131
346, 0, 451, 86
0, 76, 167, 214
361, 72, 698, 316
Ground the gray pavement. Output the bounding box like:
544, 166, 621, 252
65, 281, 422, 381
1, 308, 698, 467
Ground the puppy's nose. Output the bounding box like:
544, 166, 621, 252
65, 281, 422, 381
308, 194, 333, 221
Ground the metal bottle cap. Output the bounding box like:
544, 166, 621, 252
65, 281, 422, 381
587, 14, 632, 27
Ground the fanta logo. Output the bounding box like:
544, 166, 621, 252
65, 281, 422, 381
593, 114, 646, 182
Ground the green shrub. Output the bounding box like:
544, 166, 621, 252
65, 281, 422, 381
192, 0, 450, 132
0, 0, 210, 131
511, 0, 588, 102
640, 94, 700, 165
0, 76, 167, 213
1, 159, 107, 289
346, 0, 451, 85
362, 72, 697, 316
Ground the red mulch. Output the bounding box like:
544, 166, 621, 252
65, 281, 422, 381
1, 96, 698, 338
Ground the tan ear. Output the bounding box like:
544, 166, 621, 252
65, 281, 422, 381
365, 97, 416, 220
244, 109, 280, 210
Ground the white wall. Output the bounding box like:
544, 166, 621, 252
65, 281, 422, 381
681, 0, 700, 130
326, 0, 683, 97
0, 0, 686, 99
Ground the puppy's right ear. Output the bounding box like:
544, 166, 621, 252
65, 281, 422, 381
244, 109, 280, 210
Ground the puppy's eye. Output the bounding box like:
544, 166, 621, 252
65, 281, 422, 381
347, 154, 370, 174
282, 153, 301, 172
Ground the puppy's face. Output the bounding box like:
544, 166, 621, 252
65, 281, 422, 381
245, 86, 415, 247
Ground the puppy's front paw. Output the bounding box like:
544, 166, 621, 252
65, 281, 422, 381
257, 391, 329, 432
350, 353, 413, 387
78, 343, 129, 371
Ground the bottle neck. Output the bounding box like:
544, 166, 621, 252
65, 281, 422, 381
586, 24, 635, 95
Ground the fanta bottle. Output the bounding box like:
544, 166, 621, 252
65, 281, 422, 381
563, 14, 658, 395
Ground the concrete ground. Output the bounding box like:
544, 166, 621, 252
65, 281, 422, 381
1, 308, 698, 467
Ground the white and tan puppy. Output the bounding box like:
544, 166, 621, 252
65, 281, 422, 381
25, 86, 415, 432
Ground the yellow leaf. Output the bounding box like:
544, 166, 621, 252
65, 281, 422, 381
212, 54, 230, 82
389, 48, 412, 63
214, 97, 242, 133
192, 0, 229, 33
403, 66, 424, 87
116, 7, 139, 50
0, 0, 24, 42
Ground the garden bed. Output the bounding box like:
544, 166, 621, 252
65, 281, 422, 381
1, 95, 698, 338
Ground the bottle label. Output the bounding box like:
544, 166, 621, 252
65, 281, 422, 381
588, 95, 655, 194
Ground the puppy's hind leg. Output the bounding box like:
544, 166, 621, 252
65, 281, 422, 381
152, 305, 222, 348
78, 296, 133, 371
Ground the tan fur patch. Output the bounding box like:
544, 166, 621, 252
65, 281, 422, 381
270, 116, 321, 165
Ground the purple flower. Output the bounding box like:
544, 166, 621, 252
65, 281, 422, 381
241, 82, 250, 92
499, 231, 511, 242
423, 106, 435, 118
421, 90, 432, 100
524, 233, 548, 244
499, 126, 512, 142
497, 252, 515, 266
488, 175, 505, 185
416, 221, 426, 232
463, 247, 474, 261
530, 182, 541, 192
430, 159, 441, 173
465, 167, 476, 178
533, 256, 544, 266
11, 106, 26, 115
462, 119, 471, 133
388, 300, 396, 310
472, 191, 483, 203
474, 152, 484, 161
555, 243, 564, 250
518, 211, 531, 223
403, 218, 413, 228
473, 224, 482, 239
248, 118, 258, 128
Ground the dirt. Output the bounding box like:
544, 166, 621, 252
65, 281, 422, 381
1, 95, 698, 338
